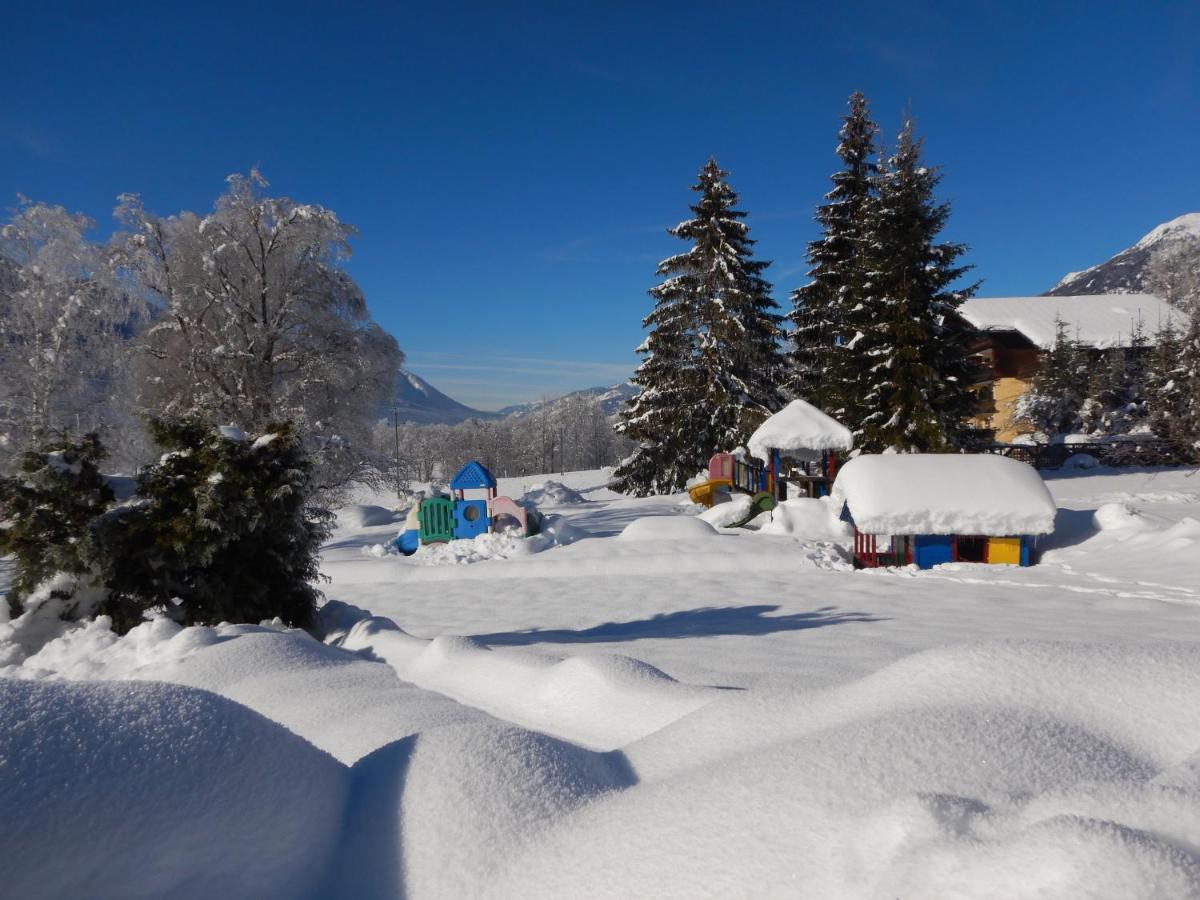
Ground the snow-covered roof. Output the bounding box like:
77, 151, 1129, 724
959, 294, 1185, 350
747, 399, 853, 461
832, 454, 1057, 536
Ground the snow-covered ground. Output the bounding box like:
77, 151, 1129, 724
3, 465, 1200, 898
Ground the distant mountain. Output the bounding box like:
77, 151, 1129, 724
495, 382, 638, 419
1047, 212, 1200, 298
385, 370, 500, 425
384, 370, 637, 426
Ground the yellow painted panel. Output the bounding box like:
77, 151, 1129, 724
987, 536, 1022, 565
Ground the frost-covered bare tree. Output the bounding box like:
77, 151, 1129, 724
112, 171, 402, 494
0, 201, 141, 460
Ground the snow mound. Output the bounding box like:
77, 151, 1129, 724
699, 492, 753, 528
523, 480, 586, 505
1062, 452, 1100, 470
747, 398, 854, 461
338, 504, 399, 528
0, 678, 346, 900
339, 722, 633, 898
757, 496, 852, 542
415, 531, 537, 565
325, 604, 717, 750
499, 640, 1200, 897
834, 454, 1057, 536
410, 515, 581, 566
618, 515, 720, 541
1093, 501, 1157, 532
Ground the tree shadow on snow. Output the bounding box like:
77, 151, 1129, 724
473, 604, 883, 647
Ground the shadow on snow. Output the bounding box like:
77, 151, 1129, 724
473, 604, 884, 646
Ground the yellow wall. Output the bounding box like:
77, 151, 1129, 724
990, 376, 1035, 442
972, 376, 1035, 443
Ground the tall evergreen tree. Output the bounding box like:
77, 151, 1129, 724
1015, 318, 1090, 438
1147, 318, 1187, 446
1171, 301, 1200, 456
614, 159, 783, 496
788, 91, 879, 416
855, 120, 978, 451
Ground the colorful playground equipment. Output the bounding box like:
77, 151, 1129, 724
687, 399, 855, 521
833, 454, 1057, 570
392, 460, 539, 555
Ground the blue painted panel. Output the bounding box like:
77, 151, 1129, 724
393, 529, 420, 556
1020, 535, 1031, 567
913, 534, 954, 570
453, 499, 490, 539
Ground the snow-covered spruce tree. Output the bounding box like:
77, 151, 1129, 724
1080, 319, 1149, 437
1146, 318, 1190, 450
1015, 318, 1089, 438
614, 159, 783, 496
1153, 300, 1200, 458
788, 91, 879, 417
92, 419, 332, 632
0, 433, 114, 620
855, 120, 978, 452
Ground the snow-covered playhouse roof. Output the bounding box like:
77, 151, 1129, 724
959, 294, 1185, 350
747, 399, 854, 462
833, 454, 1057, 536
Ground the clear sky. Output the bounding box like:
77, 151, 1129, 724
3, 1, 1197, 409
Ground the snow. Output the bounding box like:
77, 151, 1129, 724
747, 398, 854, 461
217, 423, 247, 441
522, 480, 586, 505
617, 514, 720, 541
0, 678, 346, 899
339, 503, 399, 528
698, 491, 752, 527
959, 294, 1186, 349
3, 464, 1200, 897
833, 453, 1058, 535
758, 495, 853, 542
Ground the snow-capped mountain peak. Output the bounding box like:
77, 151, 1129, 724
1046, 211, 1200, 298
1132, 212, 1200, 251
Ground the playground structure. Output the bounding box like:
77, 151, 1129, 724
687, 399, 855, 524
392, 460, 539, 556
832, 454, 1057, 570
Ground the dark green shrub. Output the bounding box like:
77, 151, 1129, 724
93, 419, 333, 632
0, 434, 114, 620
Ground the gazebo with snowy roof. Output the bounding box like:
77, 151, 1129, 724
833, 454, 1057, 569
691, 399, 854, 508
748, 399, 854, 500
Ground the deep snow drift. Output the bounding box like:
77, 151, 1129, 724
2, 465, 1200, 897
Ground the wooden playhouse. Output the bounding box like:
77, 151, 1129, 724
832, 454, 1057, 569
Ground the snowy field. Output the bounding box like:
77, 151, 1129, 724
3, 465, 1200, 897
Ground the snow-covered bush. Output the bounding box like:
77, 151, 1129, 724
0, 433, 114, 621
92, 418, 333, 632
2, 420, 332, 636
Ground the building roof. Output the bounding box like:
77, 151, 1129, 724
832, 454, 1057, 536
746, 399, 854, 462
959, 294, 1185, 350
450, 460, 496, 490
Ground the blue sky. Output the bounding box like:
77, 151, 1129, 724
3, 1, 1197, 409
